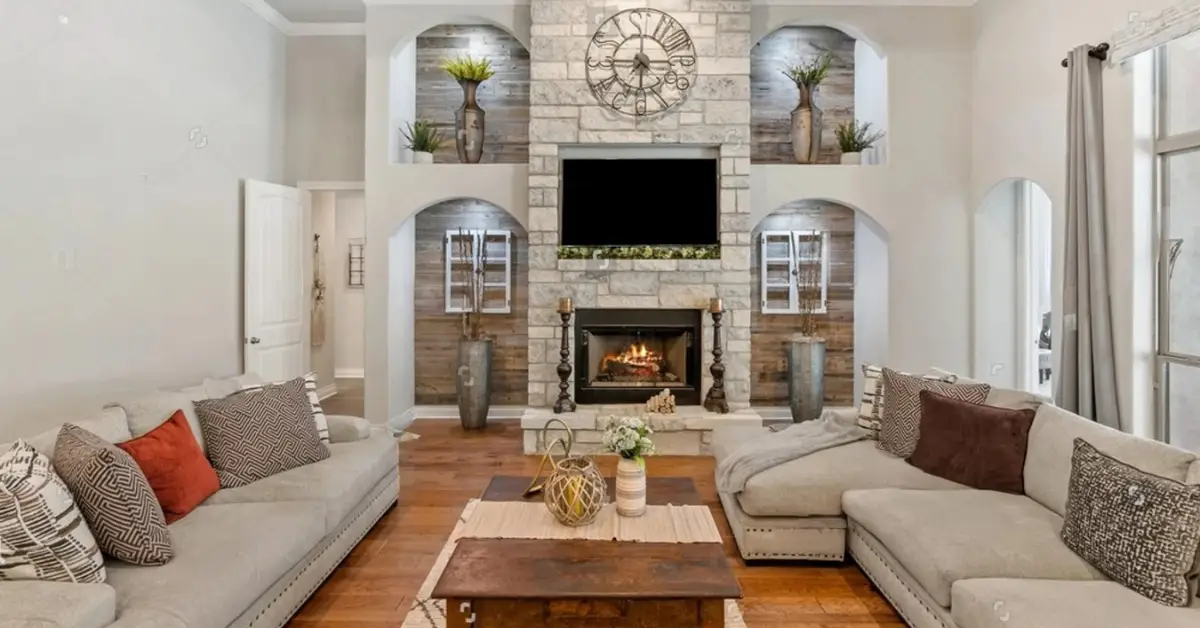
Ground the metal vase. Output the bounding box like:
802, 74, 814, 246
787, 336, 826, 423
456, 338, 493, 430
455, 80, 486, 164
790, 84, 824, 164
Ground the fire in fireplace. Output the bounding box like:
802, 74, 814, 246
575, 309, 702, 405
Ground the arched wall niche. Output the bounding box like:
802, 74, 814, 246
384, 197, 529, 431
749, 198, 890, 405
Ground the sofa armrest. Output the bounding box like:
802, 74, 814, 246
0, 581, 116, 628
327, 414, 371, 443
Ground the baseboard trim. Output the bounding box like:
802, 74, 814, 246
316, 383, 338, 401
334, 368, 365, 379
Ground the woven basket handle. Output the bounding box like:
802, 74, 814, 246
522, 418, 575, 498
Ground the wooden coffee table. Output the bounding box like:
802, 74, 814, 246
432, 476, 742, 627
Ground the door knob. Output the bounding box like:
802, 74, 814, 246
248, 337, 261, 345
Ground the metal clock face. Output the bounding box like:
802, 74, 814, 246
585, 8, 697, 117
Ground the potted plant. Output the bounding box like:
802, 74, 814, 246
835, 119, 886, 165
454, 227, 493, 430
788, 235, 827, 423
441, 55, 495, 164
401, 120, 443, 164
782, 52, 832, 164
601, 416, 655, 517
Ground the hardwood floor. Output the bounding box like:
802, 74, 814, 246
288, 419, 903, 627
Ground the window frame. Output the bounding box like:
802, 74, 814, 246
444, 229, 512, 315
758, 229, 830, 315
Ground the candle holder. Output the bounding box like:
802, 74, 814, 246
704, 300, 730, 414
554, 301, 576, 414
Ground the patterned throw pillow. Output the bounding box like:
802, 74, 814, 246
878, 368, 990, 458
0, 441, 106, 583
1061, 438, 1200, 607
858, 365, 957, 438
241, 372, 329, 443
196, 377, 330, 488
52, 424, 174, 565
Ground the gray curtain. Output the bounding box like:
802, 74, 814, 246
1057, 46, 1122, 430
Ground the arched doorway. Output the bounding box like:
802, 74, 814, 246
974, 179, 1053, 394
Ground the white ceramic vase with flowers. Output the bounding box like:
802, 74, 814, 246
601, 415, 655, 517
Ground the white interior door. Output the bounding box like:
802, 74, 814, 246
244, 179, 311, 382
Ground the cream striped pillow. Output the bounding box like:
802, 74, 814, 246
241, 372, 330, 443
0, 440, 105, 583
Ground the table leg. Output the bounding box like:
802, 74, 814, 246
699, 599, 725, 627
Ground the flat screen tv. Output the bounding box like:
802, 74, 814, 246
559, 158, 719, 247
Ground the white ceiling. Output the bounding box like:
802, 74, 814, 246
262, 0, 365, 23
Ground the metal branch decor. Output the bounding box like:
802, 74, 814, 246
454, 228, 493, 431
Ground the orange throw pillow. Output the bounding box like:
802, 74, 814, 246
117, 409, 220, 524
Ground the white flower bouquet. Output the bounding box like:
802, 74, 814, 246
601, 415, 655, 466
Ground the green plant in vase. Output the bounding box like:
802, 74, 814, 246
782, 52, 833, 164
441, 55, 496, 164
602, 416, 655, 518
835, 119, 886, 165
401, 119, 444, 164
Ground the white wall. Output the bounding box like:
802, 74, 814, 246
311, 191, 338, 389
389, 40, 417, 165
854, 213, 890, 400
285, 35, 366, 184
0, 0, 286, 438
387, 218, 416, 430
854, 40, 889, 165
334, 191, 366, 377
973, 180, 1019, 388
972, 0, 1171, 435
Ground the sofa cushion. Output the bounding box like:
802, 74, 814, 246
108, 390, 209, 455
842, 488, 1105, 607
1024, 404, 1196, 518
203, 428, 397, 534
104, 500, 326, 628
727, 440, 965, 518
950, 579, 1200, 628
201, 373, 263, 400
0, 581, 116, 628
8, 406, 133, 458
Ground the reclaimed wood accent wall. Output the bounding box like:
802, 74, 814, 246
751, 200, 856, 406
751, 26, 856, 165
415, 25, 531, 164
413, 200, 529, 405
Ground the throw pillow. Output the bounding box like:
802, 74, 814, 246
117, 410, 220, 524
1061, 438, 1200, 607
0, 441, 106, 583
878, 368, 990, 458
907, 391, 1035, 494
52, 424, 174, 565
196, 377, 330, 488
858, 365, 957, 438
241, 372, 329, 443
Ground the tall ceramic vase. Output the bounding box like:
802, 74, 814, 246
615, 458, 646, 517
790, 84, 824, 164
455, 80, 486, 164
787, 335, 826, 423
456, 338, 493, 430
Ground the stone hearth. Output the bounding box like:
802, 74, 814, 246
521, 406, 764, 455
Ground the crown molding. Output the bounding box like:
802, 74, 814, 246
290, 22, 367, 36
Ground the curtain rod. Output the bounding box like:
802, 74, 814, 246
1061, 42, 1110, 67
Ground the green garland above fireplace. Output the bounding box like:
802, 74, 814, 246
556, 245, 721, 261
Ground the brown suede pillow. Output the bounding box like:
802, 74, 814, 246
907, 390, 1036, 494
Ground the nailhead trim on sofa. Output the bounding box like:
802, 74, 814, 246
849, 522, 954, 628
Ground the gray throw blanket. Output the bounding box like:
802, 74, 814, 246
715, 408, 868, 494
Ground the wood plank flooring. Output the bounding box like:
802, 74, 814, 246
287, 419, 903, 627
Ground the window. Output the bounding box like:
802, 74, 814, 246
759, 230, 829, 314
444, 229, 512, 314
1155, 30, 1200, 452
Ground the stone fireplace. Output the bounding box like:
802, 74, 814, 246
521, 0, 758, 453
575, 308, 703, 406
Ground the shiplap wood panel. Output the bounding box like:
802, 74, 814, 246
751, 201, 856, 406
751, 26, 856, 165
415, 25, 531, 164
414, 200, 529, 405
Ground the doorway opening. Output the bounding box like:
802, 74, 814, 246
309, 187, 367, 413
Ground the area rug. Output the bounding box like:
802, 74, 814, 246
401, 499, 747, 627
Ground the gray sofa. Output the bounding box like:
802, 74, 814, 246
0, 374, 399, 628
713, 391, 1200, 628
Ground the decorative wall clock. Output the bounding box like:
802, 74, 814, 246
585, 8, 697, 117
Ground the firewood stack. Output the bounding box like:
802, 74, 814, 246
645, 389, 677, 414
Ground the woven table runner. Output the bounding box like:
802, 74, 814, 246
458, 501, 722, 543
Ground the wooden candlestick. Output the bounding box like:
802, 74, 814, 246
704, 306, 730, 414
553, 308, 576, 414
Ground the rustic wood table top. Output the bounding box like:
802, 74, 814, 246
431, 476, 742, 602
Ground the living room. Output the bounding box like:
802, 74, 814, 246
2, 0, 1199, 627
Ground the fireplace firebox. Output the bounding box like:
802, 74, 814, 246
574, 309, 703, 406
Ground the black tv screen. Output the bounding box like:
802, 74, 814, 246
560, 159, 719, 246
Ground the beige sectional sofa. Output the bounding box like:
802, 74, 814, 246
713, 392, 1200, 628
0, 374, 399, 628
